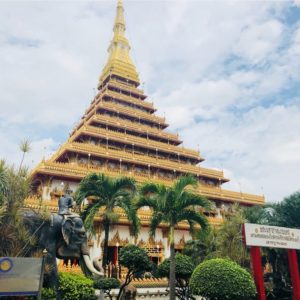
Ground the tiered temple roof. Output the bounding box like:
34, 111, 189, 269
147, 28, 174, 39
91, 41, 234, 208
30, 0, 264, 211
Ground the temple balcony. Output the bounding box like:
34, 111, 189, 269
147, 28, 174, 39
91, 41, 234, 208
87, 87, 154, 116
90, 114, 181, 144
96, 101, 167, 128
102, 89, 154, 112
53, 142, 226, 181
106, 78, 146, 99
70, 125, 202, 161
30, 161, 264, 205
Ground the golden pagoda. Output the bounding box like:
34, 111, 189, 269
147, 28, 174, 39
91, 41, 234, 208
28, 0, 264, 264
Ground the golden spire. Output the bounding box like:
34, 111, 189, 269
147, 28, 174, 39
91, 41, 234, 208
99, 0, 140, 86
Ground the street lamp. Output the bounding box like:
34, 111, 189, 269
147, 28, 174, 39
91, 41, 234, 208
88, 153, 91, 169
119, 159, 122, 174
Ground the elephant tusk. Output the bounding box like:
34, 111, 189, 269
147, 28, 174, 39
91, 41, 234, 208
83, 255, 104, 277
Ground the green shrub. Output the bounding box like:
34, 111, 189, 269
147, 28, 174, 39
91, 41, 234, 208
93, 277, 120, 290
158, 253, 195, 300
41, 288, 56, 300
190, 258, 256, 300
59, 272, 95, 300
157, 253, 195, 280
93, 277, 120, 300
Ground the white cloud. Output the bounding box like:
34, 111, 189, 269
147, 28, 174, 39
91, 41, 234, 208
234, 20, 284, 64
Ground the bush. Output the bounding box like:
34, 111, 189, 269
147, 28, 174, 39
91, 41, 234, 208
41, 288, 56, 300
190, 258, 256, 300
158, 253, 195, 300
93, 278, 120, 300
59, 272, 95, 300
93, 277, 120, 290
157, 253, 195, 280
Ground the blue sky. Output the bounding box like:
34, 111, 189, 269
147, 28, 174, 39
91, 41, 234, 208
0, 0, 300, 202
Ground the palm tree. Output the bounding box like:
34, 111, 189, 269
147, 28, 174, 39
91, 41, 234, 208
136, 175, 210, 300
19, 139, 31, 172
76, 173, 139, 269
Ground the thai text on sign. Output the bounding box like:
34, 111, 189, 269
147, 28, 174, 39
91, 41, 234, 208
244, 223, 300, 250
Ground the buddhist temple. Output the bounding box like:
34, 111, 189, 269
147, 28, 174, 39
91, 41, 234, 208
27, 0, 264, 265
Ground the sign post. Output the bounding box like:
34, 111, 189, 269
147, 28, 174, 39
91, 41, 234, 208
0, 257, 44, 297
244, 223, 300, 300
250, 246, 266, 300
288, 249, 300, 300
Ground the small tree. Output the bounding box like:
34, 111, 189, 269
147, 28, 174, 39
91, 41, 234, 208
190, 258, 256, 300
117, 244, 152, 300
94, 278, 120, 300
158, 253, 195, 300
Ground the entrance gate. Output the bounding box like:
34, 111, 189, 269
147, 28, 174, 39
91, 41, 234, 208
243, 223, 300, 300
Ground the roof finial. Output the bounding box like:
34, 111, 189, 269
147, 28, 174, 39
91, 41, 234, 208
114, 0, 125, 32
98, 0, 140, 86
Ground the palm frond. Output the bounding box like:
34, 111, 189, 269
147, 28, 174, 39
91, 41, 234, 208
82, 202, 102, 234
174, 175, 198, 195
149, 212, 163, 237
176, 209, 208, 232
140, 182, 165, 195
135, 196, 158, 210
178, 192, 211, 210
114, 177, 136, 192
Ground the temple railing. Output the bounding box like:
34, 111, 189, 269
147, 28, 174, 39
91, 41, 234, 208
103, 89, 154, 111
87, 87, 152, 117
72, 125, 201, 160
96, 101, 166, 127
65, 142, 224, 180
90, 114, 180, 143
107, 78, 145, 96
31, 161, 264, 205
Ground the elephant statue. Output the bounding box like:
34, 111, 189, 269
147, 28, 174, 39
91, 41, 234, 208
25, 194, 103, 299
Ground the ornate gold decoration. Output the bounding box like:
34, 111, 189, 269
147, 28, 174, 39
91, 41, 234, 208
101, 231, 129, 247
175, 235, 186, 250
99, 0, 140, 85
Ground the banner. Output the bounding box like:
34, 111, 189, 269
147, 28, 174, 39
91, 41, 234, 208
0, 257, 44, 297
244, 223, 300, 250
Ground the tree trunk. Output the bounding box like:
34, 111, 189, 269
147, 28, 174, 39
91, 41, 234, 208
169, 226, 176, 300
102, 221, 110, 269
18, 152, 25, 173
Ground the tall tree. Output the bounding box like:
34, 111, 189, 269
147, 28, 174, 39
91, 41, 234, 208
272, 191, 300, 228
19, 139, 31, 172
75, 173, 139, 268
136, 176, 210, 300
